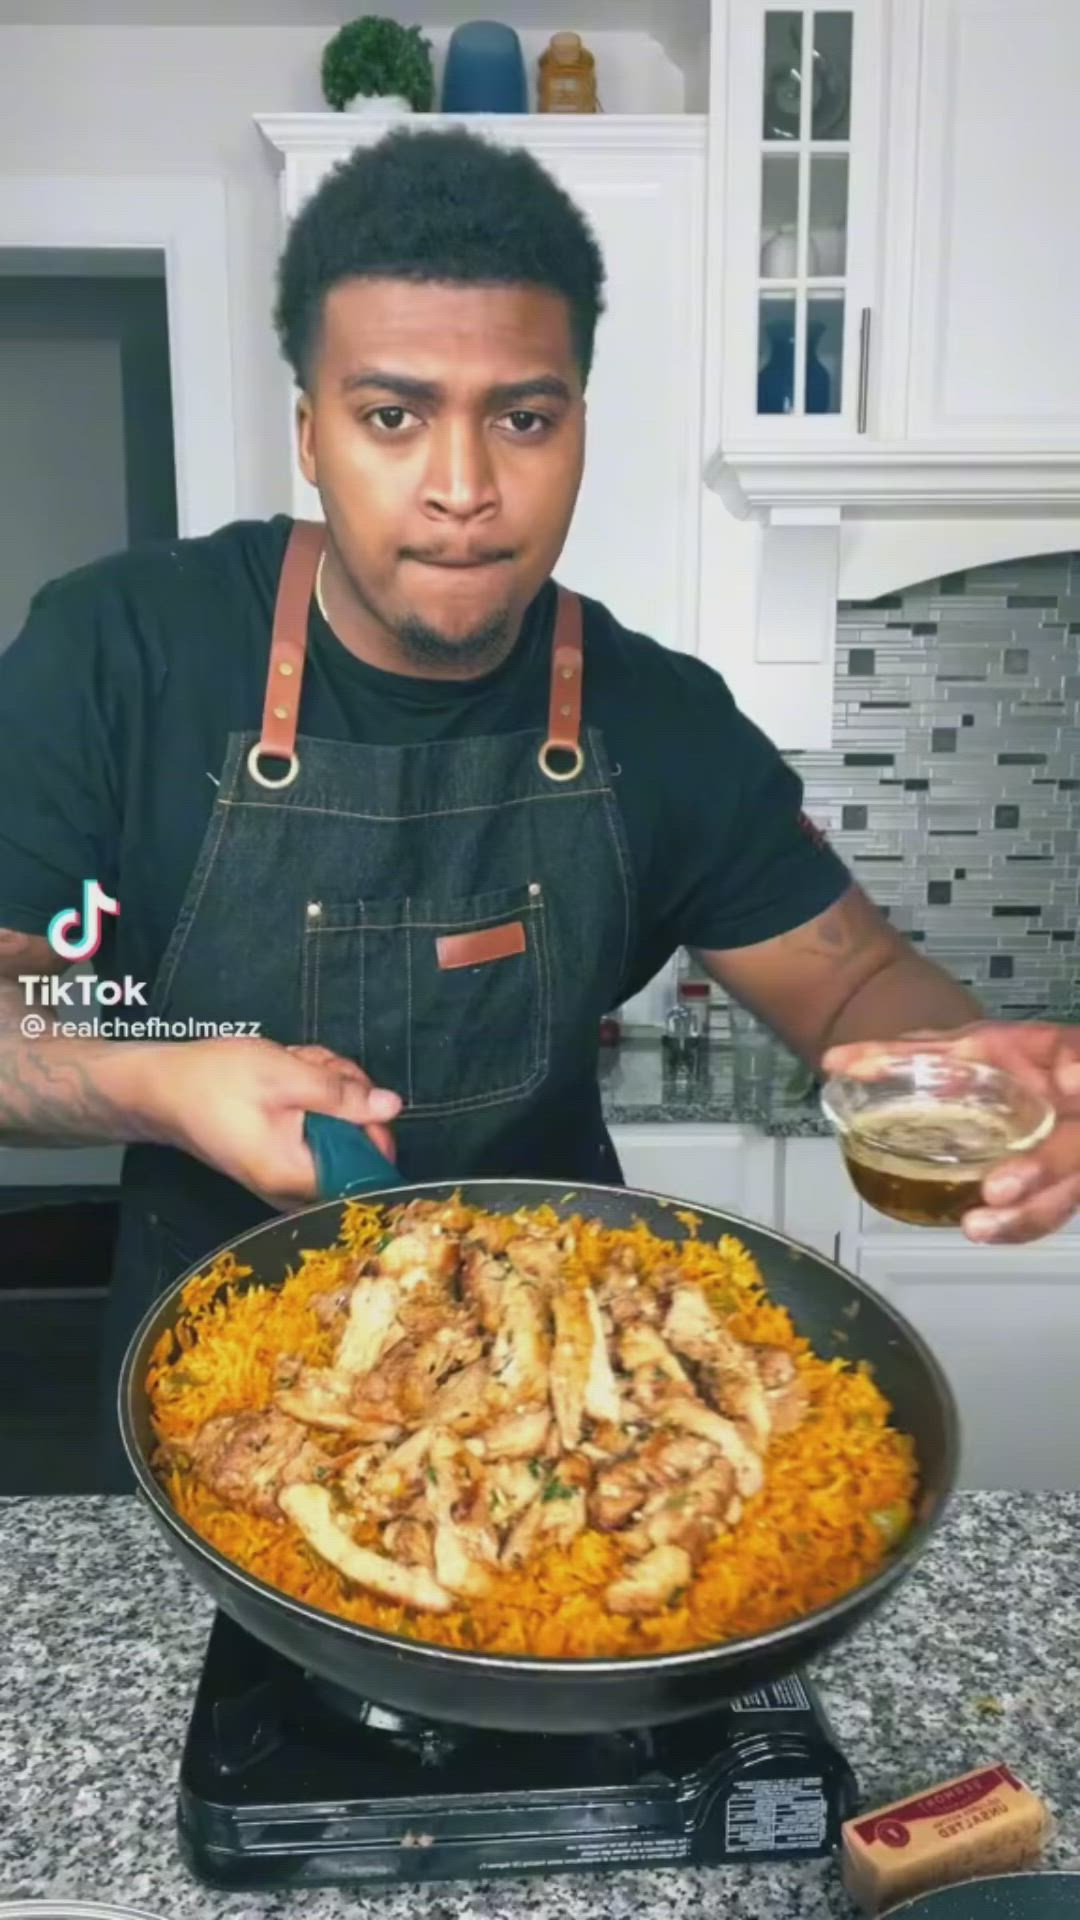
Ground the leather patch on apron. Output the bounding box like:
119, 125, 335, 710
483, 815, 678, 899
437, 920, 527, 970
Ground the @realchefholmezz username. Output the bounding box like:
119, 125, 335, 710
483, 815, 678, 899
16, 875, 261, 1038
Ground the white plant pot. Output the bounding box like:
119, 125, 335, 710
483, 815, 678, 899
345, 93, 413, 115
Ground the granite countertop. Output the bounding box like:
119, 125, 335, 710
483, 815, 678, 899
599, 1035, 831, 1136
2, 1492, 1078, 1919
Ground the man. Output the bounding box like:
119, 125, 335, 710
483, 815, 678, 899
0, 129, 1076, 1488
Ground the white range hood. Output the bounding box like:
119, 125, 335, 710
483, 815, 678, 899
697, 0, 1080, 750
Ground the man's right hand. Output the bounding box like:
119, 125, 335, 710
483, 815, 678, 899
142, 1035, 402, 1212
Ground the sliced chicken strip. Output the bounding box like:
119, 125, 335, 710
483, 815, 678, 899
423, 1358, 492, 1436
433, 1520, 499, 1599
590, 1431, 717, 1531
662, 1281, 726, 1350
336, 1275, 402, 1378
354, 1427, 433, 1519
426, 1429, 486, 1518
382, 1516, 435, 1570
275, 1367, 393, 1438
280, 1483, 452, 1612
505, 1234, 563, 1292
583, 1286, 622, 1423
489, 1273, 551, 1408
379, 1224, 461, 1290
549, 1285, 592, 1451
627, 1362, 694, 1422
663, 1286, 772, 1450
621, 1459, 737, 1561
190, 1408, 331, 1518
587, 1418, 649, 1458
606, 1544, 692, 1617
424, 1433, 502, 1596
309, 1276, 358, 1329
348, 1316, 483, 1430
334, 1442, 391, 1505
500, 1498, 544, 1569
753, 1345, 810, 1434
657, 1397, 765, 1498
596, 1251, 662, 1329
471, 1406, 551, 1461
397, 1320, 485, 1422
459, 1245, 507, 1335
480, 1459, 544, 1529
465, 1214, 513, 1255
501, 1457, 589, 1564
538, 1486, 587, 1550
698, 1338, 772, 1450
396, 1286, 465, 1342
617, 1323, 690, 1386
550, 1282, 621, 1450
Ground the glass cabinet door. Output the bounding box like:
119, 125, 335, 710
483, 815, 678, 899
757, 10, 852, 416
722, 0, 883, 438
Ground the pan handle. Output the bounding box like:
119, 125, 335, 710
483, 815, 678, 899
302, 1110, 405, 1199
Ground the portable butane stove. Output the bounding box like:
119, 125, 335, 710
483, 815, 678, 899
178, 1611, 857, 1888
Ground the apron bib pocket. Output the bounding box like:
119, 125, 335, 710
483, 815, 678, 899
301, 882, 551, 1116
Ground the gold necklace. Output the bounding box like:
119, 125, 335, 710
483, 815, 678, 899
314, 549, 329, 623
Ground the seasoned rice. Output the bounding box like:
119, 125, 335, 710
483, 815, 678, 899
146, 1200, 917, 1658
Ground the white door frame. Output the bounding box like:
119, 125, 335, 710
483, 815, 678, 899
0, 174, 237, 537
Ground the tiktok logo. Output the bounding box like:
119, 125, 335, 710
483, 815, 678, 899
46, 879, 120, 962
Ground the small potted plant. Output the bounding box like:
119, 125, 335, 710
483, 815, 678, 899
321, 16, 434, 115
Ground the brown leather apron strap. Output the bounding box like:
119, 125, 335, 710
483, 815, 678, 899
247, 519, 325, 790
538, 586, 585, 783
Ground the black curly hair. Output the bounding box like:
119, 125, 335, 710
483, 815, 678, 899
274, 125, 607, 392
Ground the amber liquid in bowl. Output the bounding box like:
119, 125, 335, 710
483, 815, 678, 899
841, 1101, 1015, 1227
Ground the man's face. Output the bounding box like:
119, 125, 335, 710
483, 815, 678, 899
297, 278, 586, 666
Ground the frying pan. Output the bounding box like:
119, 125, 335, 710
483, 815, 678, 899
888, 1875, 1080, 1916
119, 1118, 959, 1734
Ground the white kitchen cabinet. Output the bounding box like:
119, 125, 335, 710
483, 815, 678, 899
784, 1136, 1080, 1490
258, 114, 707, 658
905, 0, 1080, 446
717, 0, 887, 446
701, 0, 1080, 746
608, 1123, 778, 1224
851, 1240, 1080, 1492
776, 1135, 854, 1260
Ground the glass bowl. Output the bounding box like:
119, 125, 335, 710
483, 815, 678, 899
819, 1051, 1055, 1227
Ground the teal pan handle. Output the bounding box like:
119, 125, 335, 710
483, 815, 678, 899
302, 1110, 406, 1200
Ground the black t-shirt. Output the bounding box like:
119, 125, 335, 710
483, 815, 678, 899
0, 515, 850, 1002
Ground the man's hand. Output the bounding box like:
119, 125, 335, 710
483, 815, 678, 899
146, 1035, 402, 1212
823, 1023, 1080, 1245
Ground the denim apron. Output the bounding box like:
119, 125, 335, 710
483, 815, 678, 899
99, 520, 635, 1485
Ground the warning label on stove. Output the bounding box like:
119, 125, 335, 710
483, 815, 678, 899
724, 1777, 828, 1855
731, 1675, 811, 1713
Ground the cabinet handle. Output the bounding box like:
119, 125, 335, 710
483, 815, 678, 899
857, 306, 872, 434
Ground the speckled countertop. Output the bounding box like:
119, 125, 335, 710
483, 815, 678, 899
599, 1036, 830, 1136
2, 1492, 1078, 1918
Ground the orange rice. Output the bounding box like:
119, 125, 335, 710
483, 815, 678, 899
146, 1200, 918, 1658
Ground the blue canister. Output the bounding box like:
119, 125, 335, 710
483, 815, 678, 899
441, 20, 527, 112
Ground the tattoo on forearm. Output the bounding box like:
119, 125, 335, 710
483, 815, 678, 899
795, 891, 884, 965
0, 976, 151, 1146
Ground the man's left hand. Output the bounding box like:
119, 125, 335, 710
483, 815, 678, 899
822, 1022, 1080, 1245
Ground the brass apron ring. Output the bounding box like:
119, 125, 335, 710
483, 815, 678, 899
537, 739, 586, 783
246, 742, 301, 790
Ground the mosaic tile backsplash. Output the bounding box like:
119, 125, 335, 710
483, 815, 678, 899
788, 549, 1080, 1018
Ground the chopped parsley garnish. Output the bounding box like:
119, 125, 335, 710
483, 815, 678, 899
541, 1477, 576, 1503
